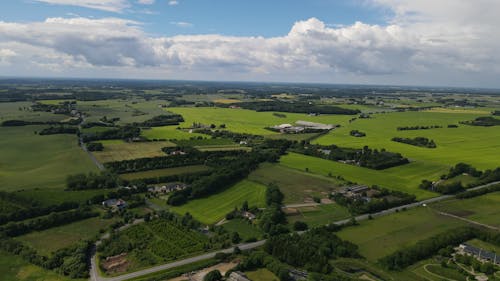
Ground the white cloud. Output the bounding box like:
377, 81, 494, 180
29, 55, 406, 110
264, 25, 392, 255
1, 1, 500, 87
168, 0, 178, 6
137, 0, 154, 4
170, 21, 193, 28
34, 0, 130, 13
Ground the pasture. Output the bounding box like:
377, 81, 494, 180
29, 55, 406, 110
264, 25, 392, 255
16, 216, 118, 256
141, 126, 205, 140
248, 163, 343, 204
286, 203, 351, 228
336, 207, 466, 261
168, 180, 267, 225
431, 191, 500, 227
221, 219, 263, 241
0, 126, 98, 191
0, 101, 67, 123
280, 152, 438, 200
120, 165, 210, 181
245, 269, 279, 281
92, 140, 175, 163
0, 250, 78, 281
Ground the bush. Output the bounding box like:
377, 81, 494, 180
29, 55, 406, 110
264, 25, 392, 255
293, 221, 308, 231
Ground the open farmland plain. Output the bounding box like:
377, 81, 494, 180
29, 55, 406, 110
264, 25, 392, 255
92, 140, 176, 163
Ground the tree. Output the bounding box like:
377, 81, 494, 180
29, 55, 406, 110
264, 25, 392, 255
203, 270, 222, 281
232, 232, 241, 244
293, 221, 308, 231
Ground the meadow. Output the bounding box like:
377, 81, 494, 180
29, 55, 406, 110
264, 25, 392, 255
92, 140, 175, 163
141, 126, 205, 140
167, 180, 267, 225
280, 152, 438, 200
245, 269, 279, 281
336, 207, 466, 261
432, 191, 500, 227
0, 126, 98, 191
221, 219, 264, 241
76, 99, 168, 124
120, 165, 210, 181
0, 101, 67, 123
16, 216, 118, 256
286, 203, 351, 228
248, 163, 343, 204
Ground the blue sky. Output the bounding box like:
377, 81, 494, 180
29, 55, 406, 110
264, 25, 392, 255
0, 0, 499, 88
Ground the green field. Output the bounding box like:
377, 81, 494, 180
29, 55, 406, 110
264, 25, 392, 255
92, 140, 176, 163
248, 163, 343, 204
466, 239, 500, 254
286, 204, 351, 228
221, 219, 264, 241
168, 180, 267, 225
195, 144, 251, 152
432, 191, 500, 227
120, 165, 210, 181
141, 125, 205, 140
0, 126, 98, 191
280, 152, 438, 200
0, 250, 79, 281
0, 101, 67, 123
245, 268, 279, 281
16, 216, 117, 256
337, 207, 466, 261
14, 188, 109, 206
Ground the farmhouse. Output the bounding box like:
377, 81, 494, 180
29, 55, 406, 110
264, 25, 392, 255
102, 199, 127, 211
242, 211, 256, 220
457, 243, 499, 265
228, 271, 251, 281
148, 183, 187, 194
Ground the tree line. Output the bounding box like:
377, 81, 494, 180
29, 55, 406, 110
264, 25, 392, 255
396, 125, 442, 131
221, 100, 360, 115
391, 137, 436, 148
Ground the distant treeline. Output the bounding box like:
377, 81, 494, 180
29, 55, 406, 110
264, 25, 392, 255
133, 114, 184, 127
493, 110, 500, 116
456, 183, 500, 199
397, 125, 442, 131
39, 126, 78, 135
66, 171, 121, 190
461, 116, 500, 126
81, 125, 140, 142
222, 101, 360, 115
291, 143, 409, 170
391, 137, 436, 148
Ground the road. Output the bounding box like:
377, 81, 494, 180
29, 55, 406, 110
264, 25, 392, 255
89, 180, 500, 281
78, 117, 105, 171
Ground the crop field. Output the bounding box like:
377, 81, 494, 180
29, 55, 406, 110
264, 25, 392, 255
0, 101, 68, 123
0, 126, 98, 191
166, 107, 355, 136
221, 219, 263, 241
0, 250, 78, 281
98, 219, 210, 273
16, 216, 118, 256
168, 180, 267, 225
286, 203, 351, 228
432, 191, 500, 227
76, 99, 168, 124
120, 165, 210, 181
280, 152, 438, 199
337, 207, 466, 261
92, 140, 175, 163
248, 163, 343, 204
141, 126, 205, 140
314, 110, 500, 170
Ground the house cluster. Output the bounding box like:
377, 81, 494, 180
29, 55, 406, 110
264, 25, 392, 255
271, 120, 337, 134
333, 185, 379, 201
457, 244, 499, 265
148, 183, 187, 194
102, 199, 127, 211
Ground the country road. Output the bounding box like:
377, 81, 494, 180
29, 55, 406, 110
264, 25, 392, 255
89, 180, 500, 281
78, 117, 105, 171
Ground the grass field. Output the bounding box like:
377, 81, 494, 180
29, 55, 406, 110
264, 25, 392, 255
248, 163, 343, 204
245, 269, 279, 281
16, 216, 117, 256
432, 191, 500, 227
120, 165, 210, 181
466, 239, 500, 254
92, 141, 175, 163
337, 207, 466, 261
221, 219, 263, 241
14, 188, 109, 206
286, 203, 351, 228
0, 126, 98, 191
0, 101, 67, 123
141, 126, 205, 140
280, 152, 438, 200
168, 180, 267, 225
0, 250, 79, 281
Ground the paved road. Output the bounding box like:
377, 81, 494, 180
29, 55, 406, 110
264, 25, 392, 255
89, 180, 500, 281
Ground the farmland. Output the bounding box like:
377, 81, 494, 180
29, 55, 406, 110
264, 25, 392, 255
0, 125, 98, 191
337, 207, 466, 261
92, 140, 176, 163
221, 219, 264, 241
168, 180, 267, 225
285, 203, 351, 228
248, 163, 343, 204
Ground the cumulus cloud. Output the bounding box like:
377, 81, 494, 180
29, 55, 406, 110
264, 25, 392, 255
1, 1, 500, 86
34, 0, 130, 13
168, 1, 178, 6
170, 21, 193, 28
137, 0, 154, 4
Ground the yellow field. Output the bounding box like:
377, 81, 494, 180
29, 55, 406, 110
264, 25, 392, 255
213, 98, 241, 104
92, 141, 176, 162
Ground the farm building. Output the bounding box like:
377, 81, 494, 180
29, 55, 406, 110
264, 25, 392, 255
242, 211, 256, 220
458, 244, 499, 265
228, 271, 250, 281
148, 183, 187, 194
295, 120, 336, 130
102, 199, 127, 211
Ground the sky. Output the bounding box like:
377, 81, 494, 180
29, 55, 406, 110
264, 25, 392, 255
0, 0, 500, 88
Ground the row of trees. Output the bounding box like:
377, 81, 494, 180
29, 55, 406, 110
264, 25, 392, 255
396, 125, 442, 131
461, 116, 500, 126
391, 137, 436, 148
292, 143, 409, 170
134, 114, 184, 127
38, 126, 78, 135
223, 100, 360, 115
66, 171, 120, 190
332, 188, 416, 215
81, 125, 141, 142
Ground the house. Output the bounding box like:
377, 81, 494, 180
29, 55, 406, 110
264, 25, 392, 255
458, 244, 499, 265
228, 271, 250, 281
102, 199, 127, 210
148, 183, 187, 194
242, 211, 256, 220
289, 269, 308, 281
